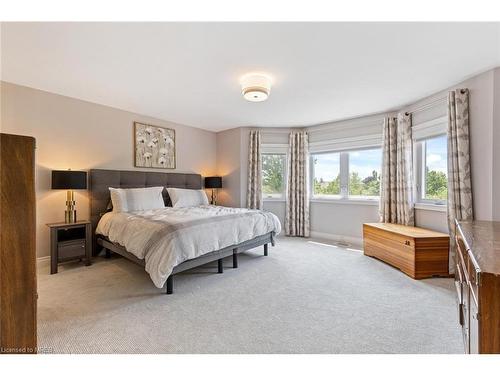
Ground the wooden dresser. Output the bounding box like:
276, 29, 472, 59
363, 223, 449, 279
455, 220, 500, 354
0, 133, 37, 353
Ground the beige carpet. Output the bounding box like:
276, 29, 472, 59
37, 237, 463, 354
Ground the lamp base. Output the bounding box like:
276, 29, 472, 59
211, 189, 218, 205
65, 190, 77, 223
65, 209, 77, 223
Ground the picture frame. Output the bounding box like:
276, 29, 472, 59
134, 122, 176, 169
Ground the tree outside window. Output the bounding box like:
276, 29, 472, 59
348, 149, 381, 198
262, 154, 286, 198
313, 153, 340, 196
422, 135, 448, 201
312, 148, 381, 199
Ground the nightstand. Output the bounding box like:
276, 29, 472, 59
46, 220, 92, 274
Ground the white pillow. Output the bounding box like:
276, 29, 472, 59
166, 188, 209, 208
109, 186, 165, 212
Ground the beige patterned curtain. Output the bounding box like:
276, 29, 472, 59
246, 130, 262, 209
379, 113, 414, 226
285, 131, 310, 237
447, 89, 473, 273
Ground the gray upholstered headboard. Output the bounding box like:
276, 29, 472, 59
89, 169, 202, 236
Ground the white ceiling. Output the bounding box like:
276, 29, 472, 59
1, 22, 499, 132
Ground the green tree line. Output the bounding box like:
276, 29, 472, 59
314, 170, 380, 196
262, 155, 448, 200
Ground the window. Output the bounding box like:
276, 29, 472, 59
262, 154, 286, 199
348, 149, 382, 198
415, 134, 448, 204
311, 147, 381, 201
312, 152, 341, 197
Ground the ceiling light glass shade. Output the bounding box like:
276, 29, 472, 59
241, 73, 271, 102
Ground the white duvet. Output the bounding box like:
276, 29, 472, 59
96, 205, 281, 288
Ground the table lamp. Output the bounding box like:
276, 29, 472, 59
51, 170, 87, 223
204, 176, 222, 205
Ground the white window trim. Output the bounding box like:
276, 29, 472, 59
310, 146, 382, 202
263, 195, 286, 202
414, 202, 447, 212
309, 151, 341, 200
263, 198, 286, 203
310, 197, 379, 206
414, 133, 448, 206
261, 150, 287, 201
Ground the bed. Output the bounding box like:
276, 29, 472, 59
90, 169, 280, 294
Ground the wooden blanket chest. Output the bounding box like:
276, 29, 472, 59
363, 223, 449, 279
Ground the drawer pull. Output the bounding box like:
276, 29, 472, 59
404, 240, 411, 246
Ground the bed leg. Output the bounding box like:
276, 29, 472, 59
105, 249, 111, 258
233, 251, 238, 268
264, 243, 269, 256
218, 258, 224, 273
166, 275, 173, 294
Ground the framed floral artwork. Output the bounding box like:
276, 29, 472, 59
134, 122, 176, 169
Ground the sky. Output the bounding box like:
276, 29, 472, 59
313, 135, 447, 182
313, 153, 340, 181
314, 149, 381, 181
425, 135, 447, 174
350, 149, 382, 178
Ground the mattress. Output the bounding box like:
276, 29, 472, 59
96, 205, 281, 288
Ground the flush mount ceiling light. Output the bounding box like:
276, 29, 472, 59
240, 73, 272, 102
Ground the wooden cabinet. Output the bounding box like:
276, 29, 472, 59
0, 133, 37, 353
363, 223, 449, 279
455, 220, 500, 354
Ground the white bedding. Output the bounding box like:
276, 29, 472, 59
96, 205, 281, 288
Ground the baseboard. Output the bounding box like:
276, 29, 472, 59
37, 256, 50, 266
309, 231, 363, 249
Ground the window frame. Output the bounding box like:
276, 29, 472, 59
310, 146, 382, 202
310, 151, 343, 200
261, 152, 287, 201
414, 133, 448, 206
346, 147, 383, 200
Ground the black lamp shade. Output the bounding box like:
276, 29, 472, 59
51, 170, 87, 190
204, 176, 222, 189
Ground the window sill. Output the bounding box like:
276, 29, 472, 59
310, 198, 379, 206
414, 202, 447, 212
263, 199, 447, 211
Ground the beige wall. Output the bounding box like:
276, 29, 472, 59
1, 81, 217, 257
216, 127, 243, 207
